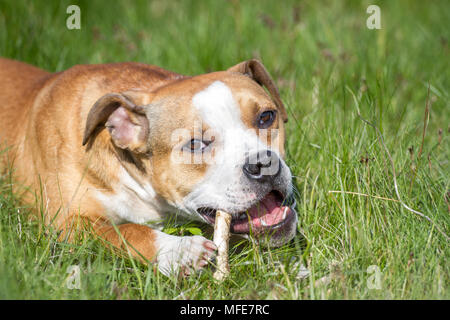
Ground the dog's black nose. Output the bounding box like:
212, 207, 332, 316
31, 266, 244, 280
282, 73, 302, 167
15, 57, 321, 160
243, 150, 280, 181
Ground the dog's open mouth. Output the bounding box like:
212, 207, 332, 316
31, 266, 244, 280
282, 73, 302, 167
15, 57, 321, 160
197, 190, 296, 235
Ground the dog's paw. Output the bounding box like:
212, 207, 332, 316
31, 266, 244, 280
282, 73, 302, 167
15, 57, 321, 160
155, 232, 217, 277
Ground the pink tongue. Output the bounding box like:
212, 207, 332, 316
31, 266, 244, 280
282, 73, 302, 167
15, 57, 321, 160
248, 192, 288, 227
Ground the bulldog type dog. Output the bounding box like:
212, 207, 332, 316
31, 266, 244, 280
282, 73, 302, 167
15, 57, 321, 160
0, 58, 297, 276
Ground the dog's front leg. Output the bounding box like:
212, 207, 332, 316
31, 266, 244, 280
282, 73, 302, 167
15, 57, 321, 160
94, 223, 217, 276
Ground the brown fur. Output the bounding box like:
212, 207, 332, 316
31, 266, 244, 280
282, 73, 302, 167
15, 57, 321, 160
0, 57, 286, 264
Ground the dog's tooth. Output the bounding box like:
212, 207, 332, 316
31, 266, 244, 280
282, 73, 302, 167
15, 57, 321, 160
260, 218, 268, 227
282, 207, 288, 220
239, 213, 247, 220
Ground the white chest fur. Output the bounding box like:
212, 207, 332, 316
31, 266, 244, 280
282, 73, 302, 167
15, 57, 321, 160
95, 168, 165, 224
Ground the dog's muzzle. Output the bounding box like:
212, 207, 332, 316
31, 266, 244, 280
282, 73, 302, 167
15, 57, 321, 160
198, 190, 296, 239
196, 149, 297, 245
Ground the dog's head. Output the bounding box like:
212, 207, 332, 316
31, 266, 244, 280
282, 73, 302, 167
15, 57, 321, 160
83, 60, 297, 247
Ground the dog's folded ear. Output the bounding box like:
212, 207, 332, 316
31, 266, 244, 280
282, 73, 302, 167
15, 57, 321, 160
83, 92, 149, 153
227, 59, 288, 123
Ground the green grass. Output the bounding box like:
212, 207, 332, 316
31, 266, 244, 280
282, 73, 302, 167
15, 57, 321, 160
0, 0, 449, 299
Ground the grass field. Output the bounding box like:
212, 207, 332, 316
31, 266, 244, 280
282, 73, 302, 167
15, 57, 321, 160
0, 0, 449, 299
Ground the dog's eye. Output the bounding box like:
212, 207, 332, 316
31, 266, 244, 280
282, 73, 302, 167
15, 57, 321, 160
257, 110, 276, 129
183, 139, 209, 152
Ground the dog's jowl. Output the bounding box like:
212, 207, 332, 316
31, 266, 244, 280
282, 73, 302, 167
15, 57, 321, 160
0, 58, 297, 276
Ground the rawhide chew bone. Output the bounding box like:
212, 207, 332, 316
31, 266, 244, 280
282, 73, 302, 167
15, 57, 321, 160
212, 210, 232, 281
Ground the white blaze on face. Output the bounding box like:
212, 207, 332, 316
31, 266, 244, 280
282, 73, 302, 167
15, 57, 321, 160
193, 81, 244, 130
183, 81, 277, 214
193, 80, 259, 166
